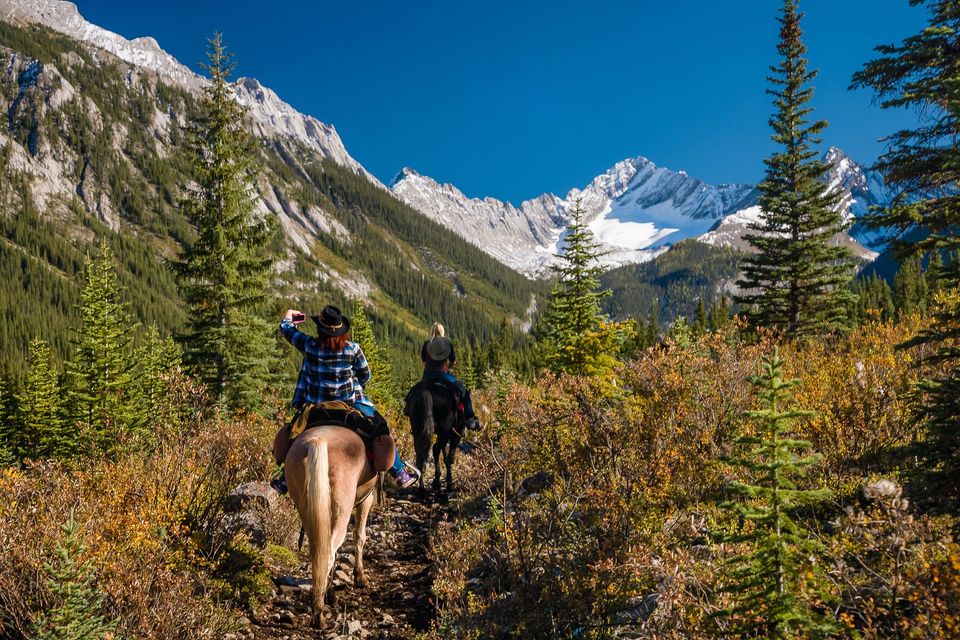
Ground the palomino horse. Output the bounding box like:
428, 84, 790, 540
407, 382, 461, 494
277, 426, 378, 627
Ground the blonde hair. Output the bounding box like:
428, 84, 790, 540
430, 322, 445, 339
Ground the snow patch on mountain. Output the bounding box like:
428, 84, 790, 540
393, 156, 755, 276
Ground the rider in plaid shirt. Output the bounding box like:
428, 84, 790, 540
280, 319, 375, 414
271, 305, 420, 493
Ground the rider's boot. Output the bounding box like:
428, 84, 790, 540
270, 466, 288, 495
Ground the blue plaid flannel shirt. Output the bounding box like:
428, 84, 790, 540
280, 319, 375, 411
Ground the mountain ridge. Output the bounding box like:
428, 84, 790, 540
393, 147, 887, 276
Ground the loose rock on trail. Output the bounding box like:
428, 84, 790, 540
248, 493, 449, 640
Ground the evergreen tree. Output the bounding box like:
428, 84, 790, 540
0, 375, 15, 464
488, 317, 514, 372
65, 242, 139, 454
32, 511, 116, 640
714, 349, 839, 639
134, 324, 181, 434
892, 255, 929, 318
853, 0, 960, 499
173, 34, 278, 413
535, 199, 625, 376
928, 250, 944, 294
694, 298, 708, 335
709, 297, 732, 332
16, 338, 69, 460
736, 0, 855, 338
853, 274, 895, 323
458, 341, 478, 389
647, 300, 661, 347
349, 303, 397, 410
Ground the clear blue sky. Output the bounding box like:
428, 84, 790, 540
75, 0, 928, 203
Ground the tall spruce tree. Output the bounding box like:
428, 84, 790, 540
134, 324, 182, 434
173, 34, 278, 413
714, 349, 838, 639
0, 375, 15, 464
535, 199, 624, 376
32, 512, 116, 640
892, 255, 929, 318
852, 0, 960, 499
736, 0, 855, 338
647, 300, 661, 347
16, 338, 69, 460
65, 242, 139, 454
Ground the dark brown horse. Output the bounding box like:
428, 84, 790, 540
406, 382, 462, 494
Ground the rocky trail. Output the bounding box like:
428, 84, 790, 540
245, 492, 452, 640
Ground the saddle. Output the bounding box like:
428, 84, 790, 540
291, 401, 372, 439
276, 400, 394, 471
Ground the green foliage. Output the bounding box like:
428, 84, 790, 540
535, 199, 626, 376
714, 348, 838, 639
736, 0, 856, 338
602, 240, 743, 326
852, 272, 895, 323
0, 376, 15, 465
133, 324, 182, 437
15, 338, 70, 460
892, 255, 929, 318
65, 242, 141, 454
349, 302, 398, 411
852, 0, 960, 502
172, 35, 278, 414
31, 511, 115, 640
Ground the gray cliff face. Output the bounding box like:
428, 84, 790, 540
0, 0, 378, 184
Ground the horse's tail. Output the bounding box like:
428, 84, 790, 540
303, 438, 332, 604
413, 388, 435, 438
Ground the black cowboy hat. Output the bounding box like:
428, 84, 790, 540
425, 336, 453, 362
311, 305, 351, 337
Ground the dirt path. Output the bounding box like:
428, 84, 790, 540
248, 492, 450, 640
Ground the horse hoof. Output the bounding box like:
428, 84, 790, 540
354, 574, 368, 589
310, 611, 329, 629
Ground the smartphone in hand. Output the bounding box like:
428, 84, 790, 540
291, 312, 306, 324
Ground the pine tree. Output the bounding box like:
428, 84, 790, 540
134, 324, 181, 434
32, 511, 116, 640
709, 297, 732, 332
16, 338, 69, 460
535, 199, 625, 376
735, 0, 855, 338
173, 34, 278, 413
854, 274, 895, 323
694, 298, 708, 335
488, 317, 513, 371
892, 255, 929, 318
714, 349, 839, 639
349, 303, 397, 410
646, 300, 661, 347
853, 1, 960, 499
0, 375, 16, 464
458, 341, 478, 389
65, 242, 139, 454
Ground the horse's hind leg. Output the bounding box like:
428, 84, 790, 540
352, 491, 375, 589
432, 438, 443, 492
446, 435, 459, 492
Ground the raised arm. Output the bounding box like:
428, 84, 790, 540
279, 309, 310, 353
